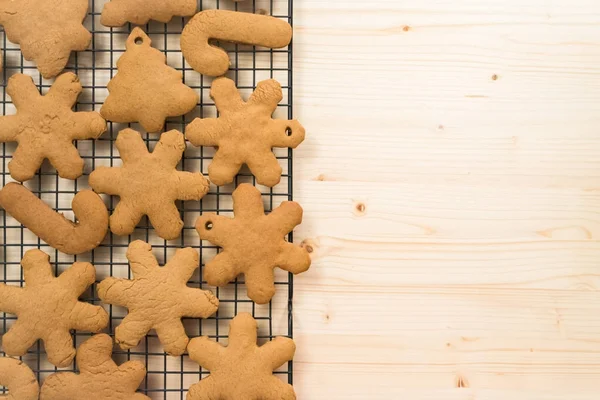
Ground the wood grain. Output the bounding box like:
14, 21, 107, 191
292, 1, 600, 398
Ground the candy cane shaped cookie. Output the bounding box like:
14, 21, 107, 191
181, 10, 292, 77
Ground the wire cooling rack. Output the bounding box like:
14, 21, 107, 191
0, 0, 294, 398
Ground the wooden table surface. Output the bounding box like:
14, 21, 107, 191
290, 1, 600, 398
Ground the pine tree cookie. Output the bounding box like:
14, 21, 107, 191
101, 0, 196, 26
187, 313, 296, 400
101, 28, 198, 133
98, 241, 218, 356
0, 250, 108, 367
0, 0, 91, 78
186, 77, 305, 187
40, 334, 150, 400
0, 357, 39, 400
0, 73, 107, 181
89, 129, 209, 240
181, 10, 292, 77
195, 184, 310, 304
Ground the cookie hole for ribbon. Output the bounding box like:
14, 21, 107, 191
134, 37, 144, 45
205, 221, 213, 230
285, 127, 293, 136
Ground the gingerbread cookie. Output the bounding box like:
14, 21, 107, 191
98, 241, 218, 356
0, 73, 107, 181
101, 0, 196, 26
0, 250, 108, 367
186, 78, 305, 187
187, 313, 296, 400
101, 28, 198, 133
195, 184, 310, 304
89, 129, 209, 240
0, 357, 39, 400
181, 10, 292, 77
0, 183, 109, 255
0, 0, 91, 78
40, 334, 150, 400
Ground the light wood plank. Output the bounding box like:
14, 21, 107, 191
292, 0, 600, 398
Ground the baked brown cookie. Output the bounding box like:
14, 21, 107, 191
0, 73, 106, 181
101, 28, 198, 133
181, 10, 292, 77
186, 77, 305, 187
89, 129, 209, 240
0, 357, 39, 400
195, 184, 310, 304
101, 0, 197, 26
0, 0, 91, 78
0, 183, 109, 255
40, 334, 150, 400
98, 241, 219, 356
187, 313, 296, 400
0, 250, 108, 367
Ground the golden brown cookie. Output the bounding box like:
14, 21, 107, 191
0, 73, 107, 181
0, 357, 39, 400
0, 250, 108, 367
40, 334, 150, 400
101, 28, 198, 133
101, 0, 196, 26
186, 77, 305, 187
181, 10, 292, 77
89, 128, 209, 240
0, 183, 109, 255
98, 241, 218, 356
187, 313, 296, 400
0, 0, 91, 78
195, 184, 310, 304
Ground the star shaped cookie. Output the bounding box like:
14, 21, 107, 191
89, 129, 209, 240
195, 183, 311, 304
0, 249, 108, 367
0, 73, 106, 182
186, 77, 305, 187
187, 313, 296, 400
98, 240, 219, 356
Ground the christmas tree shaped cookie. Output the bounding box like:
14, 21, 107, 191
0, 0, 92, 78
101, 28, 198, 133
41, 334, 150, 400
187, 313, 296, 400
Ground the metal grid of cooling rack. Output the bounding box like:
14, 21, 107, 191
0, 0, 294, 398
